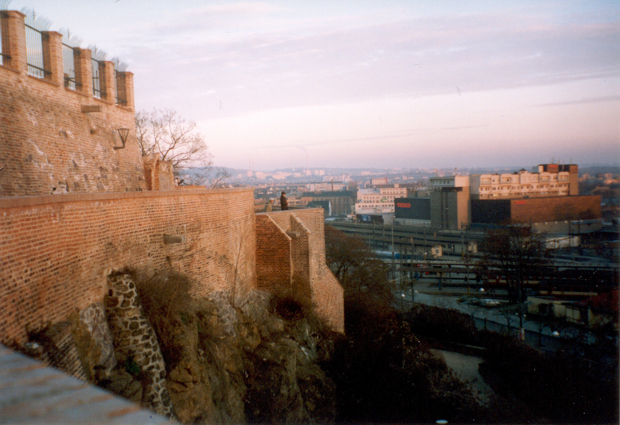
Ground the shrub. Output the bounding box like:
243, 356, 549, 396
405, 303, 479, 345
328, 297, 483, 423
480, 330, 619, 423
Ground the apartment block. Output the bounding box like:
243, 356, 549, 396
470, 164, 578, 200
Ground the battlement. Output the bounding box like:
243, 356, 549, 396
0, 9, 141, 196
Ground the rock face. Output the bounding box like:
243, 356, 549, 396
136, 272, 337, 424
74, 302, 117, 381
16, 269, 336, 424
104, 272, 174, 417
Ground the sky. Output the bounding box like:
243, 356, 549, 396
7, 0, 620, 171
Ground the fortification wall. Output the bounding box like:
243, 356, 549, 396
0, 188, 257, 344
257, 210, 344, 333
255, 215, 292, 292
0, 10, 142, 196
0, 60, 143, 195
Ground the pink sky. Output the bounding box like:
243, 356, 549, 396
9, 0, 620, 170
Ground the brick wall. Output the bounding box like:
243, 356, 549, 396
290, 216, 312, 302
256, 210, 344, 333
255, 215, 292, 292
143, 154, 175, 191
0, 10, 142, 196
0, 188, 256, 344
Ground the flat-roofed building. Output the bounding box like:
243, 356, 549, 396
355, 184, 408, 215
470, 164, 578, 199
429, 176, 470, 230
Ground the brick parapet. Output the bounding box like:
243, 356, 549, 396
0, 187, 250, 208
0, 9, 139, 196
290, 215, 311, 302
0, 63, 143, 195
75, 48, 93, 96
102, 61, 115, 103
122, 72, 135, 110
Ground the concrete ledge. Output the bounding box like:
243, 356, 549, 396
0, 187, 255, 209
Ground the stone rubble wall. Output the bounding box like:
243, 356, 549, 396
105, 272, 174, 417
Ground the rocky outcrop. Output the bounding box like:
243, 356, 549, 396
16, 269, 337, 424
73, 302, 117, 381
136, 272, 338, 424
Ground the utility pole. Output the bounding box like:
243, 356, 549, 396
391, 219, 395, 281
461, 222, 465, 258
410, 237, 415, 303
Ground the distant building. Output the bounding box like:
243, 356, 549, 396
371, 177, 388, 186
301, 191, 355, 216
470, 195, 602, 233
470, 164, 578, 199
355, 184, 407, 216
306, 181, 346, 192
306, 200, 331, 217
429, 176, 470, 230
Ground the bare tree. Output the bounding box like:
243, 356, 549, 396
179, 166, 232, 188
479, 225, 547, 305
325, 225, 392, 303
135, 108, 213, 174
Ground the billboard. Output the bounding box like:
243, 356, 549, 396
394, 198, 430, 219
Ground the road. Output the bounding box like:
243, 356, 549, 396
395, 279, 597, 351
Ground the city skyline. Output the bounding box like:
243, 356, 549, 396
10, 0, 620, 171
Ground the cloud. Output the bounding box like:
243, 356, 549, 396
253, 124, 490, 150
535, 95, 620, 107
127, 5, 620, 120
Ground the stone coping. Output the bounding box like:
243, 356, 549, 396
0, 187, 255, 209
0, 344, 175, 424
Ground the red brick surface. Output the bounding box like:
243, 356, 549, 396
0, 10, 141, 196
258, 210, 344, 333
510, 195, 601, 223
0, 188, 256, 344
255, 215, 292, 292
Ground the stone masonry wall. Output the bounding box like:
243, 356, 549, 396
105, 272, 173, 416
0, 188, 257, 344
